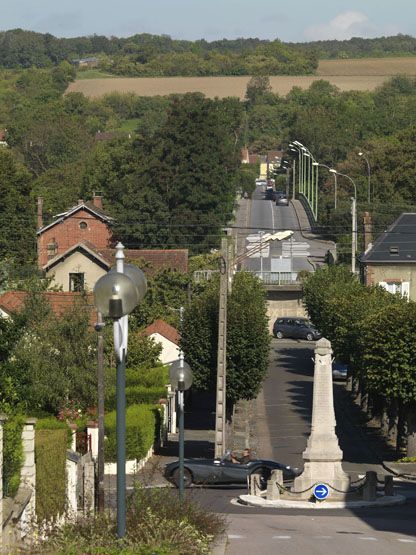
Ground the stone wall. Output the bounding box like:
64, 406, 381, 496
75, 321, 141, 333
266, 292, 307, 333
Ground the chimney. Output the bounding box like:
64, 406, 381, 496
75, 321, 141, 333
363, 211, 373, 252
92, 192, 103, 210
78, 199, 84, 205
37, 197, 43, 229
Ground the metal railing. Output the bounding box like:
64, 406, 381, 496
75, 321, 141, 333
252, 271, 300, 285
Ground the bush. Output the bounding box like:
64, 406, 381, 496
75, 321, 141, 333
104, 404, 159, 462
35, 428, 67, 521
36, 485, 225, 554
3, 414, 25, 498
106, 386, 167, 411
36, 416, 72, 447
126, 365, 168, 388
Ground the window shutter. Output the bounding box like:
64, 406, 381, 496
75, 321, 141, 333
401, 281, 410, 300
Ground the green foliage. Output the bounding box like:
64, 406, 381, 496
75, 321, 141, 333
36, 416, 72, 447
104, 404, 158, 462
126, 332, 163, 368
181, 271, 270, 402
37, 485, 224, 554
125, 366, 169, 387
106, 386, 167, 411
2, 414, 25, 497
6, 294, 97, 414
35, 428, 67, 521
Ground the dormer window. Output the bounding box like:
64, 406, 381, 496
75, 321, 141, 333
79, 221, 88, 230
389, 246, 399, 255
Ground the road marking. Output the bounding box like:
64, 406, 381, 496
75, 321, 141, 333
228, 535, 245, 539
272, 535, 292, 539
358, 537, 377, 541
397, 538, 416, 543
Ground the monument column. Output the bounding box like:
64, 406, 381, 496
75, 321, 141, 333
293, 338, 350, 498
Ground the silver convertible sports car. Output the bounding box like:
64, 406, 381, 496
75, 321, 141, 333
164, 451, 300, 489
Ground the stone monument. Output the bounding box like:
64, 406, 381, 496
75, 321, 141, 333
293, 337, 350, 499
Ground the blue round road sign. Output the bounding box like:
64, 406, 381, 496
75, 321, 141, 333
313, 483, 329, 500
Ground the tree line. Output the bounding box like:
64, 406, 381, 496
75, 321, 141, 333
303, 266, 416, 457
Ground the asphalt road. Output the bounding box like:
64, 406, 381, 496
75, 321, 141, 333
188, 340, 416, 553
243, 185, 333, 274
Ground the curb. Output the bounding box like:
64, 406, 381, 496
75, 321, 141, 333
211, 532, 228, 555
238, 493, 406, 509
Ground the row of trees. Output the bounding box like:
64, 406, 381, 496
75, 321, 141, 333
303, 266, 416, 457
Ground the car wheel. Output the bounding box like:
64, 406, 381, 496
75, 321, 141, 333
171, 468, 193, 488
250, 467, 270, 491
275, 331, 284, 339
306, 332, 314, 341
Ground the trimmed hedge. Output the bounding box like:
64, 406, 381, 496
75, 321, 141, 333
35, 428, 67, 521
106, 386, 166, 411
3, 414, 25, 498
104, 404, 159, 463
36, 416, 72, 447
125, 366, 168, 388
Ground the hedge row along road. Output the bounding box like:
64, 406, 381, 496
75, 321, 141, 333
66, 57, 416, 99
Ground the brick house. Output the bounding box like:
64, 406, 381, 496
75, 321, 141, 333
37, 195, 189, 291
360, 212, 416, 300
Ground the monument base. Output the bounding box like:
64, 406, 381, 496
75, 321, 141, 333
293, 461, 351, 500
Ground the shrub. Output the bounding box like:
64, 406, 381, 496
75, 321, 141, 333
36, 416, 72, 447
35, 428, 67, 521
2, 414, 25, 498
104, 404, 159, 462
126, 365, 169, 388
106, 386, 167, 411
36, 485, 225, 554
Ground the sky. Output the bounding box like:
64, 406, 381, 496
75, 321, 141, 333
0, 0, 414, 42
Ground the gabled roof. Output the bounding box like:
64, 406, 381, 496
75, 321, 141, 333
43, 241, 112, 271
144, 319, 180, 345
37, 202, 114, 235
360, 213, 416, 264
0, 291, 96, 323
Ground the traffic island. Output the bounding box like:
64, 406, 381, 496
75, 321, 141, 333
240, 338, 406, 509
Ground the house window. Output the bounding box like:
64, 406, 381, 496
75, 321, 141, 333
378, 280, 410, 299
79, 221, 88, 230
69, 273, 85, 292
47, 241, 57, 260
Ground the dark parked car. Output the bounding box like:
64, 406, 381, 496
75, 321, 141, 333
164, 451, 299, 489
332, 360, 348, 381
273, 317, 321, 341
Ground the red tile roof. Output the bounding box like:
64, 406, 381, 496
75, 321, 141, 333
99, 248, 189, 275
144, 319, 180, 345
0, 291, 97, 324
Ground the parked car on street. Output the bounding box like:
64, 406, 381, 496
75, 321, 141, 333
273, 317, 322, 341
164, 451, 300, 489
332, 360, 348, 381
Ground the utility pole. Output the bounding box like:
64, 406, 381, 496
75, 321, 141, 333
215, 237, 228, 458
292, 159, 296, 200
96, 312, 105, 512
351, 197, 357, 274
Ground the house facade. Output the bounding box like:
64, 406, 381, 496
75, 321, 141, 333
360, 212, 416, 300
144, 319, 180, 365
37, 195, 189, 292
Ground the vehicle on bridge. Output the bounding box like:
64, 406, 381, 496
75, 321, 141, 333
164, 451, 299, 489
273, 317, 321, 341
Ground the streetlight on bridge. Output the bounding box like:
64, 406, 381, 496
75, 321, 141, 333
313, 162, 338, 210
358, 151, 371, 204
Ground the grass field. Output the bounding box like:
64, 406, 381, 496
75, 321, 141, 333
66, 57, 416, 99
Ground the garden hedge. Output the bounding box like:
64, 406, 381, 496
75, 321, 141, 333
35, 428, 67, 521
106, 386, 166, 411
104, 404, 160, 462
2, 414, 25, 498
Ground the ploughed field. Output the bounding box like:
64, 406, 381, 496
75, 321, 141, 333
66, 57, 416, 99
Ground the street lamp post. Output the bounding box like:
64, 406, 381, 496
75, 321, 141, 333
358, 151, 371, 204
313, 162, 337, 210
170, 357, 193, 501
93, 243, 147, 538
329, 170, 358, 274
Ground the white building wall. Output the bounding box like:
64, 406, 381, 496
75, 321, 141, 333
149, 333, 180, 364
